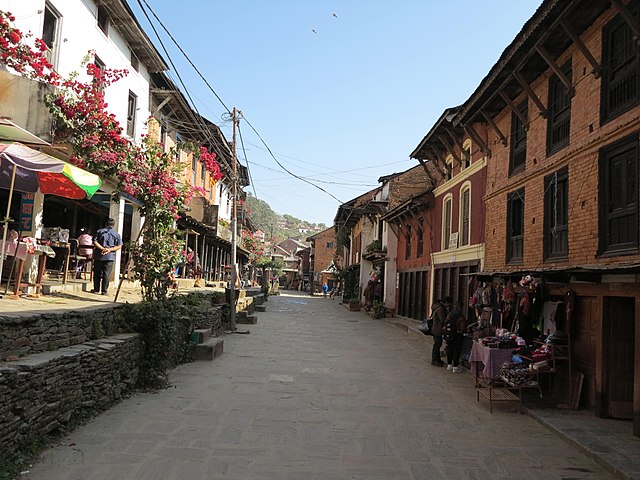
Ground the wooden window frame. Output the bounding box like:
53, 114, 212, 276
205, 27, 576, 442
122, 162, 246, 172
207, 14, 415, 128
598, 134, 639, 255
601, 11, 640, 124
544, 167, 569, 260
509, 100, 528, 176
443, 197, 452, 250
405, 224, 412, 259
126, 91, 137, 138
460, 186, 471, 246
547, 62, 572, 156
506, 188, 525, 263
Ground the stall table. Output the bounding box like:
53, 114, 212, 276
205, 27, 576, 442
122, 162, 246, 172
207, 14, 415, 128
470, 340, 542, 413
1, 240, 56, 298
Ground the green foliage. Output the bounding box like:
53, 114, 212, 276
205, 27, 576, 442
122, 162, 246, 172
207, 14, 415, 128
366, 239, 382, 253
245, 193, 327, 243
255, 257, 284, 276
336, 226, 350, 249
372, 300, 386, 319
90, 318, 105, 340
125, 298, 193, 389
335, 266, 359, 302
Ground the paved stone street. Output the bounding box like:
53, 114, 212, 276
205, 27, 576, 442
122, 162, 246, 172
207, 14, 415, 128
24, 291, 614, 480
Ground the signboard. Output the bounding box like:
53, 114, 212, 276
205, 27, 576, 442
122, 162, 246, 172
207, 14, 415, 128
19, 192, 35, 231
448, 232, 459, 250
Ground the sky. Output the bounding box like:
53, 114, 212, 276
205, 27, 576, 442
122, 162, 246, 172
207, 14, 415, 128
127, 0, 543, 226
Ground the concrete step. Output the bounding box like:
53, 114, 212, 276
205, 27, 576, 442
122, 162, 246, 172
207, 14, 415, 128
193, 337, 224, 361
255, 305, 266, 312
236, 313, 257, 325
190, 328, 211, 345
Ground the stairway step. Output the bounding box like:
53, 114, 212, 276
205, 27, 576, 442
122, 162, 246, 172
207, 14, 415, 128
193, 337, 224, 361
236, 315, 257, 325
255, 305, 266, 312
191, 328, 211, 345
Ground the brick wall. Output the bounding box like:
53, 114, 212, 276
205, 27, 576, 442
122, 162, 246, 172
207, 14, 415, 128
483, 6, 640, 272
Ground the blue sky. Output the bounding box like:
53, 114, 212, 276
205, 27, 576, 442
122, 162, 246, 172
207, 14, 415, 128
128, 0, 542, 225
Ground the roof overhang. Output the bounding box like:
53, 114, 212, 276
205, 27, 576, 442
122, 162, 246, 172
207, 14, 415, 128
100, 0, 168, 73
454, 0, 611, 127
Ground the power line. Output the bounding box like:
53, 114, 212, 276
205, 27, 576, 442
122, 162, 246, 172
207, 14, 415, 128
138, 0, 232, 115
240, 116, 344, 204
137, 0, 346, 206
237, 124, 258, 198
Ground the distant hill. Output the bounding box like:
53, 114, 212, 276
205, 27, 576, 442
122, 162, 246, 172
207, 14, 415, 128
244, 194, 327, 243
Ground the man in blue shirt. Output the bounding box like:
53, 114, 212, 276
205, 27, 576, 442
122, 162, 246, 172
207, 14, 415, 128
92, 218, 123, 296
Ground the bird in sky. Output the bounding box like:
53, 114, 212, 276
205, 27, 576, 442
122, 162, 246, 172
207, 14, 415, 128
312, 29, 317, 33
332, 12, 337, 18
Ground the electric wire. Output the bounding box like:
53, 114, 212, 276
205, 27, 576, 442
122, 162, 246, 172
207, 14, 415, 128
136, 0, 235, 177
138, 0, 348, 206
237, 124, 258, 199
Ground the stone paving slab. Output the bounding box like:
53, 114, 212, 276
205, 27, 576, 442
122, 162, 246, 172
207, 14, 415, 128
22, 292, 618, 480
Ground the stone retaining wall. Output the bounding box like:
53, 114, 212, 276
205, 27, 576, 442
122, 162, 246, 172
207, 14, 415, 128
0, 333, 141, 456
0, 307, 127, 361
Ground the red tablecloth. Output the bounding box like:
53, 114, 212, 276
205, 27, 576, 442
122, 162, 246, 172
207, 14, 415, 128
469, 341, 515, 379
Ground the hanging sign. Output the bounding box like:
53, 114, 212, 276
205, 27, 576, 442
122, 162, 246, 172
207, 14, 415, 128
19, 192, 35, 231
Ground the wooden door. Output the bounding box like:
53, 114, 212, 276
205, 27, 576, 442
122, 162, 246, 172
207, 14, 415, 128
605, 296, 635, 419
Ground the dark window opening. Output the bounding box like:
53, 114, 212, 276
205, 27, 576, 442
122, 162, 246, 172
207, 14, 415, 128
507, 188, 525, 263
599, 135, 639, 254
601, 12, 640, 123
443, 198, 452, 249
405, 224, 411, 259
126, 91, 137, 137
544, 168, 568, 260
547, 61, 572, 155
97, 5, 109, 35
509, 100, 528, 175
461, 188, 470, 246
417, 219, 424, 257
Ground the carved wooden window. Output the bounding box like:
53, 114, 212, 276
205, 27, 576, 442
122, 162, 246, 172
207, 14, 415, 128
461, 187, 470, 246
599, 135, 639, 254
547, 62, 572, 155
544, 168, 568, 260
509, 100, 528, 175
602, 12, 640, 123
507, 189, 524, 263
443, 198, 452, 250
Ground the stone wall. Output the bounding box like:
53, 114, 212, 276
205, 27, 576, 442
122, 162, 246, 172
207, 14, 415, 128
0, 334, 141, 456
0, 307, 127, 361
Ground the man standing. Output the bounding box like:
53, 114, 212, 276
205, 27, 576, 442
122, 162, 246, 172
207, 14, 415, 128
430, 296, 452, 366
92, 218, 123, 296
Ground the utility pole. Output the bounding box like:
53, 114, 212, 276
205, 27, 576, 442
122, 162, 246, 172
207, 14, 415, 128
229, 107, 238, 331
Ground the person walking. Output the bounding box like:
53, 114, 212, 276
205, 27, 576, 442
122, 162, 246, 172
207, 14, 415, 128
430, 296, 451, 366
91, 218, 123, 296
444, 302, 467, 372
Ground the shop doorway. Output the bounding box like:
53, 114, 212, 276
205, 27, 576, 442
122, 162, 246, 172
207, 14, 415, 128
604, 296, 635, 419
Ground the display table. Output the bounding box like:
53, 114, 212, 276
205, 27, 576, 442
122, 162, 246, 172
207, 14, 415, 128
469, 341, 514, 381
1, 240, 56, 298
470, 341, 544, 413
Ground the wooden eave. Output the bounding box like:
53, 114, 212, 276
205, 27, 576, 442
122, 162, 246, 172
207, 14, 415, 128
454, 0, 611, 127
381, 191, 433, 225
97, 0, 168, 73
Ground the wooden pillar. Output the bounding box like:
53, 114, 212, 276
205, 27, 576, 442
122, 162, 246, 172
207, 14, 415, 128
635, 295, 640, 437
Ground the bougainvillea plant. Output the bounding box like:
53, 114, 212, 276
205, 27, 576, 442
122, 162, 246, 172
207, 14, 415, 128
0, 10, 223, 301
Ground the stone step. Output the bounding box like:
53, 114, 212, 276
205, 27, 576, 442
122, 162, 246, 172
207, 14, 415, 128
193, 337, 224, 361
236, 314, 257, 325
255, 305, 266, 312
190, 328, 211, 345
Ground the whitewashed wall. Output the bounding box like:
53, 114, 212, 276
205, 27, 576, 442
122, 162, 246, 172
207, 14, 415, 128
1, 0, 152, 143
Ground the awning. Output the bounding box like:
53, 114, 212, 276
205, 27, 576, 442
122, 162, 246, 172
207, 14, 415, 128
0, 119, 49, 146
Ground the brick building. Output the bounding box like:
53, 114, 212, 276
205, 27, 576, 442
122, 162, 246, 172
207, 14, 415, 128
450, 0, 640, 435
307, 226, 339, 291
